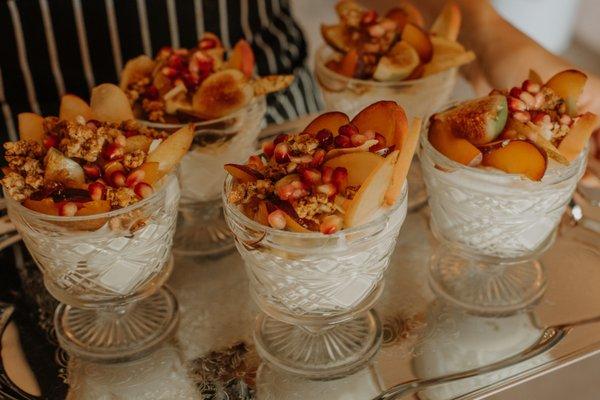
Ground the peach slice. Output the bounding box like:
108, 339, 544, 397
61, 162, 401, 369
503, 119, 568, 165
373, 41, 420, 82
18, 112, 44, 144
59, 94, 93, 121
481, 140, 547, 181
386, 1, 426, 31
337, 49, 359, 78
224, 164, 264, 183
557, 112, 599, 162
321, 24, 352, 53
323, 152, 384, 186
90, 83, 135, 123
325, 139, 378, 160
44, 148, 85, 185
303, 111, 350, 136
23, 198, 58, 215
428, 119, 482, 166
75, 200, 111, 216
402, 23, 433, 63
255, 200, 269, 226
125, 135, 153, 153
344, 150, 399, 227
545, 69, 587, 116
431, 1, 461, 41
192, 69, 253, 120
385, 117, 422, 205
422, 49, 475, 76
145, 124, 194, 177
529, 69, 543, 85
436, 95, 508, 145
119, 55, 155, 90
351, 101, 408, 149
227, 39, 255, 78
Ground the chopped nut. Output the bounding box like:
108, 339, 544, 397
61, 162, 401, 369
106, 187, 139, 208
123, 150, 146, 169
1, 171, 35, 201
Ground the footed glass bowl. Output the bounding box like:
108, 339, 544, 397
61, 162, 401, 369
223, 175, 408, 378
141, 97, 267, 257
6, 174, 180, 362
419, 117, 587, 315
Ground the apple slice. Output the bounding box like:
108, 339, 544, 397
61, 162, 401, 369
481, 140, 547, 181
119, 55, 155, 90
192, 69, 253, 120
321, 24, 352, 53
344, 150, 399, 227
436, 95, 508, 145
385, 118, 421, 205
90, 83, 135, 123
373, 41, 420, 82
303, 111, 350, 136
145, 124, 194, 178
227, 39, 255, 78
224, 164, 264, 183
431, 1, 462, 41
44, 148, 85, 185
428, 119, 482, 166
422, 50, 475, 76
23, 198, 58, 215
402, 23, 433, 63
557, 112, 599, 162
324, 151, 385, 186
59, 94, 93, 121
545, 69, 587, 116
351, 101, 408, 149
18, 113, 44, 145
502, 119, 569, 165
125, 135, 153, 153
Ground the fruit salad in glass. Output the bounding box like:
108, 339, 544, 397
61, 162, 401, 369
120, 33, 292, 256
420, 69, 597, 314
2, 84, 192, 361
223, 102, 421, 377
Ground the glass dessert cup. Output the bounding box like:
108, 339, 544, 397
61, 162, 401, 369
223, 176, 408, 379
141, 97, 267, 257
5, 174, 181, 362
314, 44, 457, 211
419, 118, 587, 315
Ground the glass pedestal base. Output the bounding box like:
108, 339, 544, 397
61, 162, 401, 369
429, 251, 547, 316
407, 158, 428, 212
173, 199, 234, 257
54, 286, 179, 363
254, 310, 382, 380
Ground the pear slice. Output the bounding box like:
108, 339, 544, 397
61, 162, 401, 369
120, 55, 155, 90
385, 118, 422, 205
344, 150, 399, 228
251, 75, 294, 96
44, 148, 85, 185
90, 83, 135, 123
557, 112, 599, 162
323, 151, 384, 186
59, 94, 93, 121
324, 139, 378, 161
144, 124, 194, 179
18, 112, 44, 145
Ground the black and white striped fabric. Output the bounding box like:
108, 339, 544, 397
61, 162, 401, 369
0, 0, 324, 142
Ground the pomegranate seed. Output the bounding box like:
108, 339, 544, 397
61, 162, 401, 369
316, 129, 333, 146
368, 24, 385, 38
522, 79, 541, 94
559, 114, 572, 125
513, 111, 531, 123
508, 97, 527, 112
162, 66, 179, 79
134, 182, 154, 199
114, 134, 127, 147
369, 133, 387, 152
43, 135, 59, 149
351, 133, 366, 147
363, 130, 376, 140
111, 170, 127, 187
88, 182, 105, 201
123, 129, 137, 138
300, 168, 322, 186
262, 141, 275, 157
338, 124, 359, 137
361, 10, 378, 25
321, 166, 333, 183
519, 91, 535, 108
534, 92, 545, 109
126, 169, 145, 187
320, 215, 343, 234
531, 111, 547, 124
247, 155, 264, 170
58, 202, 78, 217
334, 134, 352, 148
167, 54, 185, 70
274, 142, 290, 164
316, 183, 337, 197
311, 148, 326, 167
199, 38, 218, 50
103, 143, 124, 161
268, 210, 287, 230
83, 164, 101, 179
509, 87, 522, 98
274, 133, 289, 145
331, 167, 348, 192
145, 85, 159, 100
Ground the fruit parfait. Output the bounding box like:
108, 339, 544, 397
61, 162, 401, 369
420, 69, 597, 314
316, 0, 474, 118
120, 33, 293, 256
223, 101, 421, 377
2, 84, 193, 362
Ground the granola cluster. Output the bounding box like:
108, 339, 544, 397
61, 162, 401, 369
2, 141, 45, 201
